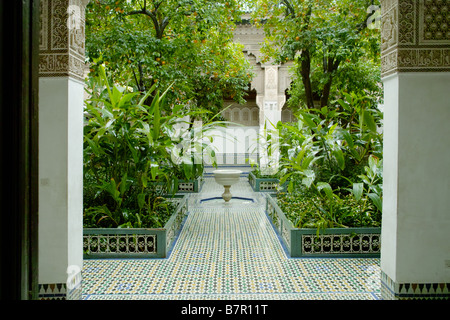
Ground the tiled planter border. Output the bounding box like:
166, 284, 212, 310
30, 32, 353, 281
266, 195, 381, 258
155, 176, 204, 193
83, 195, 188, 259
248, 171, 280, 192
177, 176, 203, 193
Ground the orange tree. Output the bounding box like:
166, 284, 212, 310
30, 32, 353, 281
249, 0, 381, 111
86, 0, 253, 119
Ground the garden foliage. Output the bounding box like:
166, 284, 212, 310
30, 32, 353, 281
276, 91, 383, 229
244, 0, 383, 229
83, 66, 218, 228
86, 0, 254, 121
250, 0, 381, 111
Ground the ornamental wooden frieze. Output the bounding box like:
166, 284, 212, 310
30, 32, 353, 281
381, 0, 450, 78
39, 0, 88, 81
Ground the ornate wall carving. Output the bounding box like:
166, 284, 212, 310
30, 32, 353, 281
381, 0, 450, 77
39, 0, 88, 81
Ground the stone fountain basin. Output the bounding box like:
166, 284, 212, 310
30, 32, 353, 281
213, 169, 242, 186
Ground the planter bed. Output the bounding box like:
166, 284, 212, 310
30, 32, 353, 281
248, 171, 281, 192
266, 195, 381, 258
83, 195, 188, 259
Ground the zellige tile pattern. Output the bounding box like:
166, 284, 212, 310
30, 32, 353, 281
82, 176, 381, 300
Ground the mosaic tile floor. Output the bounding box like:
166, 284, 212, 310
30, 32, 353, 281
82, 175, 381, 300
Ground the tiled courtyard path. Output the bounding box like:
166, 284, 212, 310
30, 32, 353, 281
81, 172, 381, 300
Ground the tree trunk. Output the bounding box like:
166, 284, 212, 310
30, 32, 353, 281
320, 79, 333, 108
320, 57, 340, 108
300, 49, 314, 109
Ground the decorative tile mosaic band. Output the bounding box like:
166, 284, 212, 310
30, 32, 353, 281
381, 271, 450, 300
39, 283, 67, 300
39, 280, 82, 300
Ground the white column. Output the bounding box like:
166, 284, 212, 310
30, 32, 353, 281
38, 0, 88, 299
379, 0, 450, 299
255, 65, 287, 174
38, 77, 84, 286
381, 72, 450, 285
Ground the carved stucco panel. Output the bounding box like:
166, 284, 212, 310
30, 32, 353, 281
68, 0, 87, 57
39, 0, 88, 80
418, 0, 450, 44
417, 48, 443, 67
39, 0, 48, 51
69, 54, 87, 79
381, 0, 450, 77
278, 63, 293, 95
265, 66, 278, 101
398, 0, 416, 45
51, 0, 68, 51
381, 1, 398, 53
39, 54, 69, 74
381, 49, 399, 75
398, 48, 418, 67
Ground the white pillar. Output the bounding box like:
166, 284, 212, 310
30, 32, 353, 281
38, 0, 88, 300
255, 64, 289, 174
38, 77, 84, 296
380, 0, 450, 299
381, 72, 450, 288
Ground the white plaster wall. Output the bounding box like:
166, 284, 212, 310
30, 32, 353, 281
381, 72, 450, 284
203, 126, 259, 161
39, 77, 84, 284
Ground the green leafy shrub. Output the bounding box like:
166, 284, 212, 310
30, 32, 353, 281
277, 91, 383, 230
83, 65, 214, 228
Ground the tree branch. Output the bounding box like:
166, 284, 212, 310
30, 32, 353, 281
281, 0, 296, 18
127, 7, 166, 39
132, 66, 142, 92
